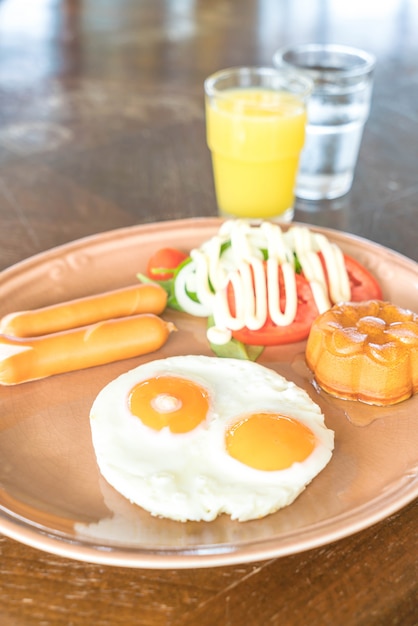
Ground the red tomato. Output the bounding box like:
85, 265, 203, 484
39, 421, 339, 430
147, 248, 188, 280
229, 271, 319, 346
228, 254, 382, 346
343, 254, 383, 301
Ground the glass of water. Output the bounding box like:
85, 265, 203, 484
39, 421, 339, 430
274, 44, 376, 201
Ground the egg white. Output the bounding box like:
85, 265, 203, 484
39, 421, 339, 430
89, 355, 334, 522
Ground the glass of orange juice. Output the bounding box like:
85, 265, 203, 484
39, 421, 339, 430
204, 67, 312, 222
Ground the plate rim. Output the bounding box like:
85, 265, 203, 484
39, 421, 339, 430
1, 217, 417, 285
0, 464, 416, 569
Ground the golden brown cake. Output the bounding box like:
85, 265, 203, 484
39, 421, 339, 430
305, 300, 418, 406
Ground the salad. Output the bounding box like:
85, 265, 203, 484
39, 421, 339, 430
138, 220, 382, 360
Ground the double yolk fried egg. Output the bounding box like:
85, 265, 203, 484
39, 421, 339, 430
89, 356, 334, 522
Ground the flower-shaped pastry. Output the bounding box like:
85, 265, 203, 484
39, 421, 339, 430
306, 300, 418, 406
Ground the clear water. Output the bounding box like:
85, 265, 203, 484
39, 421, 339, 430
296, 91, 372, 200
296, 120, 365, 200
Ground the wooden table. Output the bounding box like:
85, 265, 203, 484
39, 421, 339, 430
0, 1, 417, 624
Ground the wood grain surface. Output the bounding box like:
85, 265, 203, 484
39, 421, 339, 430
0, 1, 417, 624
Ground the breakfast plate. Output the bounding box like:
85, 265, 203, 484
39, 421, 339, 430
0, 217, 417, 568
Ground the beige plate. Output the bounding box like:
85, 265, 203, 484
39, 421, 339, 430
0, 218, 417, 569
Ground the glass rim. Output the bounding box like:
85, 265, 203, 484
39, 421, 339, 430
273, 44, 376, 78
204, 66, 313, 101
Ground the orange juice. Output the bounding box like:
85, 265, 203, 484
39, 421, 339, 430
206, 88, 307, 219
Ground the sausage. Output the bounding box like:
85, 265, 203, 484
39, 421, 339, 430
0, 314, 175, 385
0, 283, 167, 338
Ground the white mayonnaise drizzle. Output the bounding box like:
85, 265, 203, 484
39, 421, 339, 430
177, 220, 351, 345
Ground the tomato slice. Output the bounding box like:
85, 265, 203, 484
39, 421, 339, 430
227, 254, 382, 346
147, 248, 188, 280
229, 271, 319, 346
343, 254, 383, 301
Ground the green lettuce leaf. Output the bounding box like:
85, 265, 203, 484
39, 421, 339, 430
207, 316, 264, 362
137, 272, 184, 311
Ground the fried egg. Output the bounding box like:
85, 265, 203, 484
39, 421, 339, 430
89, 356, 334, 522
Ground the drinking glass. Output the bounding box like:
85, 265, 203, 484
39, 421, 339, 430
274, 44, 376, 201
204, 67, 312, 221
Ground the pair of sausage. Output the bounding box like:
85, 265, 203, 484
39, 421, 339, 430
0, 284, 174, 385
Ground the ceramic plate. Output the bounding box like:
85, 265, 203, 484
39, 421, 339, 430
0, 218, 417, 568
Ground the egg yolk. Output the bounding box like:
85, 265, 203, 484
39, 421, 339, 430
225, 413, 316, 471
128, 375, 210, 433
